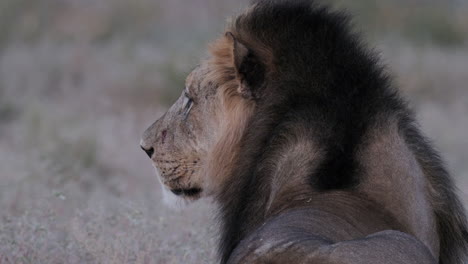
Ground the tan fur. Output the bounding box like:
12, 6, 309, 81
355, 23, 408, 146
357, 119, 439, 257
205, 95, 255, 194
262, 128, 323, 215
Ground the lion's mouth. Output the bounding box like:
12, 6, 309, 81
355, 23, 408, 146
170, 187, 202, 197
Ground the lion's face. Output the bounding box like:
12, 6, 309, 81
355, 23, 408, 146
140, 63, 222, 205
141, 33, 263, 207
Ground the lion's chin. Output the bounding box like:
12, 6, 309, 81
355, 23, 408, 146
160, 186, 194, 211
159, 183, 203, 211
154, 168, 203, 210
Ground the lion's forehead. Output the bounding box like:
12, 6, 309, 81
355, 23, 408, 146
186, 63, 217, 94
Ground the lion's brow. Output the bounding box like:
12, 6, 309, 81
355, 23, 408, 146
185, 65, 201, 92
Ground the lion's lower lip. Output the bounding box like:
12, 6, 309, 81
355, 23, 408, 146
171, 188, 202, 197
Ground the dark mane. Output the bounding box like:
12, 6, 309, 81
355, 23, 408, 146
216, 1, 468, 263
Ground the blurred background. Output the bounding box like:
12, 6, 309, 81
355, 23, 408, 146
0, 0, 467, 263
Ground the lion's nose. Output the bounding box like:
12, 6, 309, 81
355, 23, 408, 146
141, 145, 154, 159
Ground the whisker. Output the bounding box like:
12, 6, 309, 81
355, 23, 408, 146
165, 175, 183, 184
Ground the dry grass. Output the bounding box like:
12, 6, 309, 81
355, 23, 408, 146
0, 0, 467, 263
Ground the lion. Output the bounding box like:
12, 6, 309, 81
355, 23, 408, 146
140, 1, 468, 263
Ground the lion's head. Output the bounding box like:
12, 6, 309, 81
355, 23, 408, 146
140, 32, 267, 206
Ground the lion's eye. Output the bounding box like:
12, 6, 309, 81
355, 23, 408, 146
183, 92, 194, 116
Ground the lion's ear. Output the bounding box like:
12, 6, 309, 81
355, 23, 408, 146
226, 32, 263, 99
226, 32, 249, 72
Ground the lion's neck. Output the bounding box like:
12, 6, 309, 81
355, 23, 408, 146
204, 97, 255, 195
261, 130, 323, 216
215, 109, 322, 262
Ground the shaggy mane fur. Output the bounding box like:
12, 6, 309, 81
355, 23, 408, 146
212, 1, 468, 263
